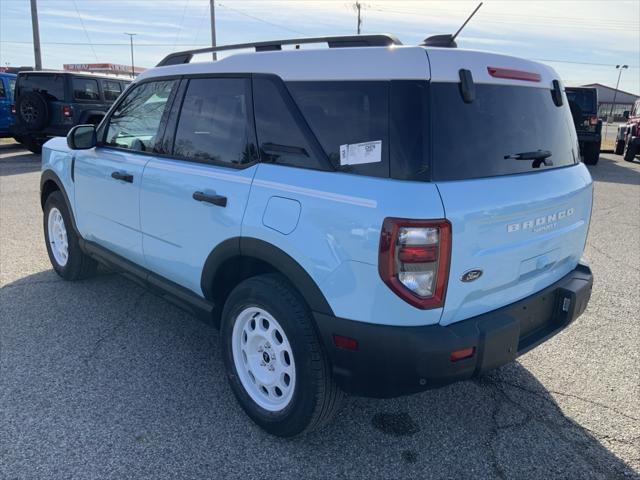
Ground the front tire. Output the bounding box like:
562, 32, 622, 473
614, 139, 625, 155
43, 191, 97, 280
221, 273, 342, 437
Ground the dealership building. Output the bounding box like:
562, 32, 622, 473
581, 83, 639, 121
63, 63, 145, 77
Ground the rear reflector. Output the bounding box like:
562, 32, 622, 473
450, 347, 475, 362
487, 66, 541, 82
333, 334, 358, 351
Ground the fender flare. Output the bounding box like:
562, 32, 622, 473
201, 237, 334, 316
40, 169, 79, 233
78, 109, 106, 124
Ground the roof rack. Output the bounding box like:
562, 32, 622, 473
156, 34, 402, 67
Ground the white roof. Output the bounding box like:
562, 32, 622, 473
138, 44, 560, 88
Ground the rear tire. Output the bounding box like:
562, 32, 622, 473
43, 191, 97, 280
582, 142, 600, 165
24, 136, 43, 154
221, 273, 342, 437
623, 140, 637, 162
614, 139, 625, 155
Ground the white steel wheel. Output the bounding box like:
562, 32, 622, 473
47, 207, 69, 267
232, 306, 296, 412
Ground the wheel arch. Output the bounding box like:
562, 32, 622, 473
40, 169, 79, 233
201, 237, 334, 317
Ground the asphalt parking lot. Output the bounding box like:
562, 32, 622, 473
1, 140, 638, 479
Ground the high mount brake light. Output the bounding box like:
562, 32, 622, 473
378, 218, 451, 309
487, 66, 541, 83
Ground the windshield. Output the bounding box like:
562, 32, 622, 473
431, 83, 578, 181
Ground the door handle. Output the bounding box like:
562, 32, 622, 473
111, 171, 133, 183
192, 191, 227, 207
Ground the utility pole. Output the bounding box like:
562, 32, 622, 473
609, 64, 628, 122
354, 1, 362, 35
29, 0, 42, 70
210, 0, 217, 60
124, 33, 137, 78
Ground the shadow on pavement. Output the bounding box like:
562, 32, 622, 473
0, 148, 41, 176
587, 155, 640, 186
1, 269, 636, 479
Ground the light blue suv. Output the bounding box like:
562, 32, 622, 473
40, 35, 594, 437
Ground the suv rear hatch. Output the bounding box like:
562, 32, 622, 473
425, 56, 593, 326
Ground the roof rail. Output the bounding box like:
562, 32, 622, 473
156, 34, 402, 67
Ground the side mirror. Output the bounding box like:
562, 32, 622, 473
67, 124, 96, 150
623, 111, 630, 119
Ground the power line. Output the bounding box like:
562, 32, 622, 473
174, 0, 190, 47
216, 3, 305, 35
70, 0, 99, 61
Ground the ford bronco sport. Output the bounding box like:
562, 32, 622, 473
11, 71, 129, 154
40, 35, 594, 437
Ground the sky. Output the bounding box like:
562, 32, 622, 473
0, 0, 638, 94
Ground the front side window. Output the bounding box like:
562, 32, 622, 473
104, 80, 176, 152
73, 78, 100, 101
103, 80, 122, 102
253, 77, 325, 170
173, 78, 256, 166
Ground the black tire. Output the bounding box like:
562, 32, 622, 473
43, 191, 98, 280
623, 140, 637, 162
614, 139, 625, 155
16, 91, 48, 131
24, 135, 43, 154
221, 273, 342, 437
582, 141, 600, 165
12, 135, 24, 144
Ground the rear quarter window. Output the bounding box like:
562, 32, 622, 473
16, 74, 65, 101
102, 80, 122, 102
287, 81, 389, 177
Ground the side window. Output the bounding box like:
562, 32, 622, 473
104, 80, 176, 152
173, 78, 256, 166
253, 76, 325, 170
73, 78, 100, 101
0, 80, 5, 98
102, 80, 122, 102
287, 81, 389, 177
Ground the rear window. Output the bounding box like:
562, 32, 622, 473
566, 89, 596, 114
17, 74, 64, 101
431, 83, 578, 181
73, 78, 100, 101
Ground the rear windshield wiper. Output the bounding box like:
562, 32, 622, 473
504, 149, 553, 168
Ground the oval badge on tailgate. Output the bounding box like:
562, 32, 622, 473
461, 269, 483, 282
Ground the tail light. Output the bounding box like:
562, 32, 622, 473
379, 218, 451, 309
10, 104, 16, 115
62, 105, 73, 118
589, 115, 598, 126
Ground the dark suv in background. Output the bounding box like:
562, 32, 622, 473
10, 71, 129, 153
566, 87, 601, 165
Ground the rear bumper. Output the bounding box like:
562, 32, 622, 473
577, 132, 601, 144
314, 263, 593, 398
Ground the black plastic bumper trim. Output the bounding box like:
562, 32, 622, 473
313, 263, 593, 398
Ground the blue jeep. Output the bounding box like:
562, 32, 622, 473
0, 72, 17, 138
40, 35, 594, 437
